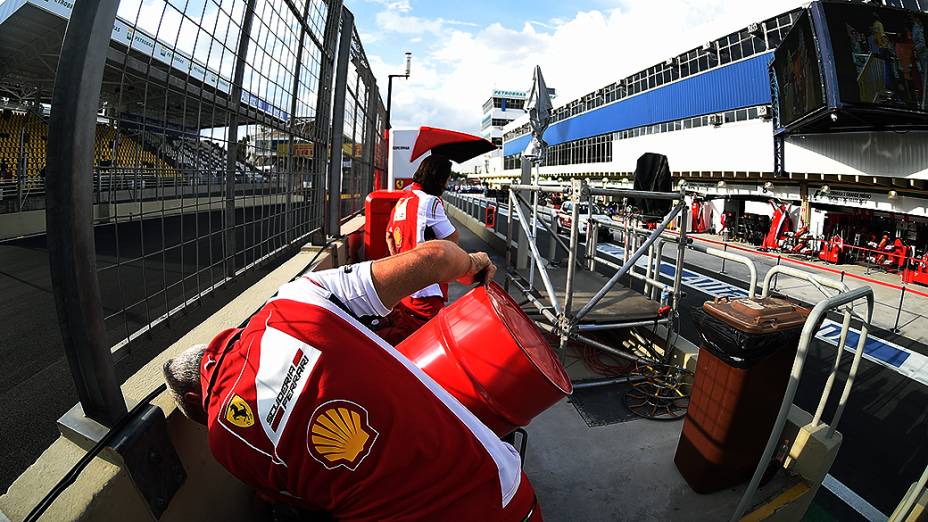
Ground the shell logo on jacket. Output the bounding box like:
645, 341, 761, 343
308, 399, 379, 471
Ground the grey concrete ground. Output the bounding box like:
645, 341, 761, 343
448, 200, 926, 519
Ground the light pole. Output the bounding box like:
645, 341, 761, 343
386, 52, 411, 131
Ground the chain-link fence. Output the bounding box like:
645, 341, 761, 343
0, 0, 386, 487
8, 0, 385, 356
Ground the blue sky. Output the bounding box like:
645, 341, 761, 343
346, 0, 806, 134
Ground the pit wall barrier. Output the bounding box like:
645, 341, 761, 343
686, 235, 928, 300
0, 220, 362, 522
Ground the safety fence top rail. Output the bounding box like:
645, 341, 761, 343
508, 183, 684, 201
509, 184, 569, 194
588, 187, 685, 201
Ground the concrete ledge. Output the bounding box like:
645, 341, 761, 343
0, 220, 363, 521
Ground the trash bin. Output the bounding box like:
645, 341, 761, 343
674, 297, 810, 493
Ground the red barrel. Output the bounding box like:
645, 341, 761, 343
396, 283, 572, 436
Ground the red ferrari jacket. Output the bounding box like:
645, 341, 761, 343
198, 264, 527, 521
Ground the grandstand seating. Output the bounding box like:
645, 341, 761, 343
1, 110, 179, 180
0, 110, 46, 180
150, 134, 258, 182
92, 125, 176, 177
0, 108, 265, 193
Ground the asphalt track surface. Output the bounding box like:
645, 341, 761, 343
0, 206, 298, 494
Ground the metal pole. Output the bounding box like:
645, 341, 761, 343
529, 160, 540, 287
46, 0, 127, 426
17, 127, 25, 212
326, 7, 354, 238
516, 157, 532, 269
773, 254, 781, 291
510, 189, 561, 314
513, 192, 583, 269
672, 201, 688, 308
386, 75, 394, 131
720, 242, 728, 274
652, 239, 665, 301
223, 0, 258, 277
505, 188, 514, 292
560, 180, 586, 332
311, 0, 343, 237
893, 286, 905, 334
571, 375, 648, 390
285, 0, 312, 243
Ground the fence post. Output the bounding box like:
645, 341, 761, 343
720, 241, 728, 274
311, 0, 343, 240
326, 7, 354, 238
773, 254, 781, 291
893, 286, 906, 334
223, 0, 258, 277
284, 0, 312, 244
46, 0, 127, 426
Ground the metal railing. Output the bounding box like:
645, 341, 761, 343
731, 277, 874, 521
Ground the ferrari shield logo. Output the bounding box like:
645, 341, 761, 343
226, 394, 255, 428
307, 400, 378, 471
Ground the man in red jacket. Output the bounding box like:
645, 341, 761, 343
379, 155, 459, 345
162, 240, 541, 521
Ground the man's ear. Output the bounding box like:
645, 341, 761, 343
184, 391, 203, 408
183, 391, 208, 425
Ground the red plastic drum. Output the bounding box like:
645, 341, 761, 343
396, 283, 572, 436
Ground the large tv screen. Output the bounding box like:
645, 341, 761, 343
773, 11, 827, 127
822, 2, 928, 112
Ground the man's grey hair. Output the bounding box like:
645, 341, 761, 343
162, 344, 207, 420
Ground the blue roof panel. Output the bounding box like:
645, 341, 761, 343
503, 53, 773, 156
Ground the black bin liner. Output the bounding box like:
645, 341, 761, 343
692, 308, 804, 369
632, 152, 672, 218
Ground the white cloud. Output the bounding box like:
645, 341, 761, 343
362, 0, 412, 13
366, 0, 808, 136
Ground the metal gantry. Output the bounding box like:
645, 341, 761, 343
503, 178, 690, 384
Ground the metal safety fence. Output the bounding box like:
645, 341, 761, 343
37, 0, 384, 426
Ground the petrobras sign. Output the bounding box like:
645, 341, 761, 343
493, 90, 527, 98
24, 0, 286, 122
